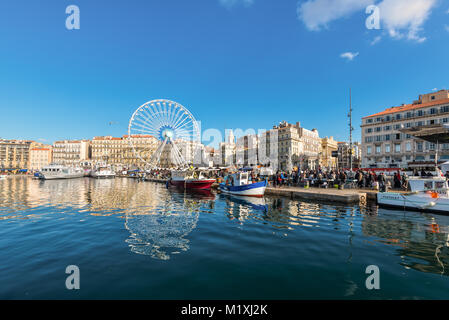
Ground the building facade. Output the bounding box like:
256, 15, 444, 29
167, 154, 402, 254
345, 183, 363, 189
321, 136, 338, 170
361, 90, 449, 169
91, 135, 159, 168
52, 140, 91, 166
29, 146, 53, 171
274, 121, 321, 171
0, 139, 36, 170
337, 142, 361, 169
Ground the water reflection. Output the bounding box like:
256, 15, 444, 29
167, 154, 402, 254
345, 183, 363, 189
124, 188, 215, 260
0, 177, 449, 275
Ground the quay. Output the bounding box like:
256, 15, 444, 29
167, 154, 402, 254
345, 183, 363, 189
144, 177, 375, 204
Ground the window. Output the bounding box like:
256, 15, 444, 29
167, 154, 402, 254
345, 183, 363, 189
385, 144, 391, 153
375, 127, 382, 132
406, 142, 411, 152
395, 144, 401, 153
396, 114, 401, 120
365, 128, 373, 133
431, 96, 436, 100
367, 146, 372, 154
366, 119, 373, 124
430, 108, 437, 115
385, 116, 391, 121
376, 146, 381, 154
385, 134, 390, 141
384, 126, 391, 131
417, 110, 424, 116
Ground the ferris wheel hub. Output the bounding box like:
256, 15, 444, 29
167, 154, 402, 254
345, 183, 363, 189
160, 126, 175, 141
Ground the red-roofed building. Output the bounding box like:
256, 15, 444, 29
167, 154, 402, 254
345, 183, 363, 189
361, 90, 449, 169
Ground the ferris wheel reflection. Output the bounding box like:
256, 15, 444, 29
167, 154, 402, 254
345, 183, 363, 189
124, 187, 216, 260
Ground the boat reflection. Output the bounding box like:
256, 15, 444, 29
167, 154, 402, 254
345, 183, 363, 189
361, 207, 449, 276
222, 194, 268, 222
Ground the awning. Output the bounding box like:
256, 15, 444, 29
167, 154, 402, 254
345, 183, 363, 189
399, 124, 449, 143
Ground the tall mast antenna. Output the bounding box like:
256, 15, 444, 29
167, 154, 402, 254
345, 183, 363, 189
349, 88, 353, 172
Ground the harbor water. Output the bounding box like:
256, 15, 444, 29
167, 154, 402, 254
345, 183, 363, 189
0, 176, 449, 299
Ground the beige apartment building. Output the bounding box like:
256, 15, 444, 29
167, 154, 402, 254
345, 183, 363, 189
91, 135, 159, 167
0, 139, 36, 170
321, 136, 338, 170
29, 146, 53, 171
274, 121, 321, 171
361, 89, 449, 169
52, 140, 91, 166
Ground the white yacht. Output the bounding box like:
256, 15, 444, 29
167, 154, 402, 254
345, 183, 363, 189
377, 176, 449, 213
40, 164, 85, 180
90, 165, 116, 179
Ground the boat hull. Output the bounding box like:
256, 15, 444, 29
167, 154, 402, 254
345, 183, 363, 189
168, 179, 215, 190
377, 192, 449, 214
219, 180, 267, 197
41, 173, 85, 180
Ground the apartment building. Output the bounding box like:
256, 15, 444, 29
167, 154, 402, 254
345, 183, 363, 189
321, 136, 338, 170
0, 139, 36, 170
361, 90, 449, 169
274, 121, 321, 171
91, 135, 159, 167
52, 140, 91, 166
29, 146, 53, 171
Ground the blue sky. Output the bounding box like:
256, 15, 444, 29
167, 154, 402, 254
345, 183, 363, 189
0, 0, 448, 147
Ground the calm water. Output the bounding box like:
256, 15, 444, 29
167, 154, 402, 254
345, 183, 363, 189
1, 176, 449, 299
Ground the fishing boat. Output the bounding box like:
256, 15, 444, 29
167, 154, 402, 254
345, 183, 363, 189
219, 171, 267, 197
167, 170, 216, 190
40, 164, 84, 180
377, 176, 449, 213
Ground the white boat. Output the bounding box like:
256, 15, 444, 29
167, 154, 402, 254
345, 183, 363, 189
40, 164, 85, 180
219, 171, 267, 197
91, 166, 116, 179
377, 176, 449, 213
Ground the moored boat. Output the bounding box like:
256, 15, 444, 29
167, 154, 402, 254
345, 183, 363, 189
377, 176, 449, 214
40, 164, 84, 180
91, 165, 116, 179
168, 170, 215, 190
219, 171, 267, 197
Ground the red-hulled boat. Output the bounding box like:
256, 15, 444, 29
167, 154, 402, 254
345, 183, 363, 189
168, 170, 216, 190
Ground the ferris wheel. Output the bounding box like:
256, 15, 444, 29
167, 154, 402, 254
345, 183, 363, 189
128, 99, 201, 168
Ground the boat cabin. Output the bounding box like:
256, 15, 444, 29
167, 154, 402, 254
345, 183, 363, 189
225, 172, 250, 186
408, 177, 449, 195
171, 170, 211, 181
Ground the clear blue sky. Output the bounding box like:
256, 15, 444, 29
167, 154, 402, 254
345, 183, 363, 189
1, 0, 448, 146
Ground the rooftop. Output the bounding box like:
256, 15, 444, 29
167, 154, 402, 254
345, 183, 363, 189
363, 90, 449, 119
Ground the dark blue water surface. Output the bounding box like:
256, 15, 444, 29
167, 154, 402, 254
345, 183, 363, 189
1, 176, 449, 299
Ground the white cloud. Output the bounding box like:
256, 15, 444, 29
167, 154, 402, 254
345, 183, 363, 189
297, 0, 437, 42
340, 52, 359, 61
219, 0, 254, 8
297, 0, 374, 31
378, 0, 437, 42
445, 25, 449, 33
370, 35, 382, 45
